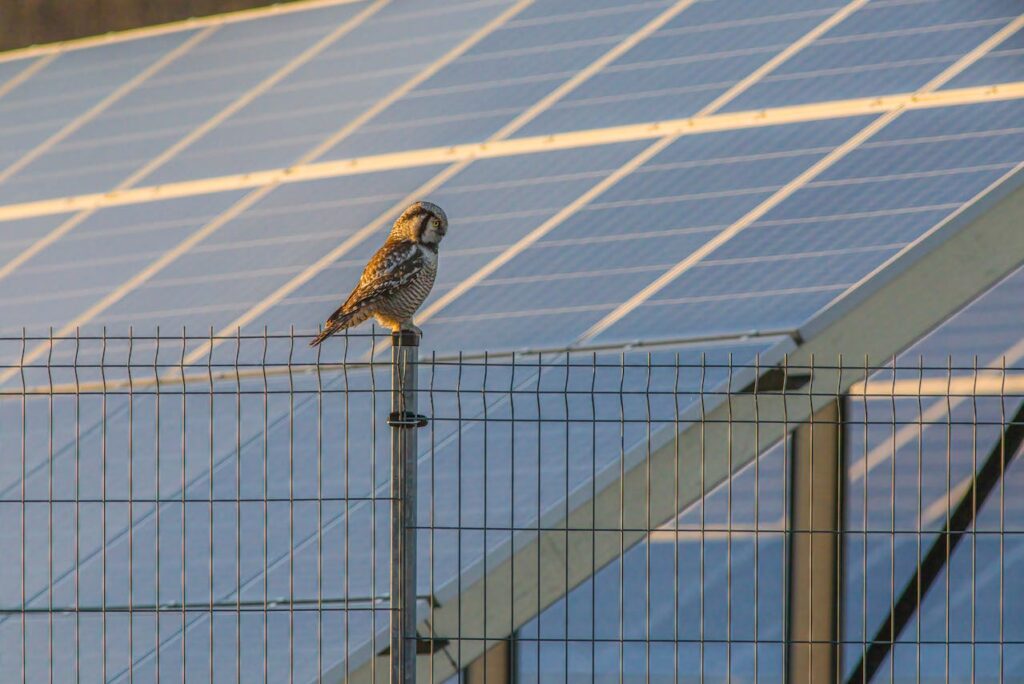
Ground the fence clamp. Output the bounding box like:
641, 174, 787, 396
388, 410, 429, 428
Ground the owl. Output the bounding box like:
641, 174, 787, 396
309, 201, 448, 346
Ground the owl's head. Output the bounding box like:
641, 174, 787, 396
392, 201, 448, 248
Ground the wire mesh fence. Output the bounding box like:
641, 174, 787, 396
1, 330, 1021, 683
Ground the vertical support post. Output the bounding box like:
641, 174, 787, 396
788, 398, 845, 684
390, 330, 422, 684
464, 639, 511, 684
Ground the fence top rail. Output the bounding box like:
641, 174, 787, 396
0, 358, 1021, 399
0, 329, 1020, 366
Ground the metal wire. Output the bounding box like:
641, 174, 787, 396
2, 331, 1023, 682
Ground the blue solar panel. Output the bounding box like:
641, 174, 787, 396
832, 0, 1020, 37
0, 192, 246, 338
824, 133, 1024, 181
513, 0, 672, 22
515, 5, 838, 135
0, 213, 74, 266
0, 33, 199, 169
594, 101, 1024, 346
942, 24, 1024, 89
721, 3, 1021, 111
470, 2, 669, 55
0, 58, 36, 90
142, 0, 517, 185
0, 4, 381, 204
424, 116, 872, 352
319, 3, 672, 158
783, 166, 1009, 220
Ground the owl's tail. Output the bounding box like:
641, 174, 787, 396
308, 309, 358, 347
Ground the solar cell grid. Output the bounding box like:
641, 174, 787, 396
775, 165, 1011, 221
141, 0, 515, 185
943, 22, 1024, 88
720, 1, 1022, 111
514, 2, 850, 136
318, 1, 673, 158
0, 4, 385, 204
510, 0, 671, 22
421, 115, 872, 352
0, 58, 40, 91
829, 0, 1019, 36
0, 33, 199, 169
0, 193, 247, 338
595, 288, 843, 344
709, 207, 953, 261
1, 213, 75, 254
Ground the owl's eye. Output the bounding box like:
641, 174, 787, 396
431, 218, 441, 228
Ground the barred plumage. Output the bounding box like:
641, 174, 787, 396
310, 201, 448, 346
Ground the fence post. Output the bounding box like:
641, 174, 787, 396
389, 330, 424, 684
787, 398, 845, 684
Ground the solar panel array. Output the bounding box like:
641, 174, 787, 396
0, 0, 1018, 360
0, 0, 1022, 680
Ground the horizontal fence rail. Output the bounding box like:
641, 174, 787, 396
0, 330, 1021, 683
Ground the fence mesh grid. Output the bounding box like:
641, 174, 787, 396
1, 331, 1021, 683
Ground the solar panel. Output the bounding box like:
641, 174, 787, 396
319, 2, 677, 158
517, 3, 838, 135
0, 34, 206, 194
0, 4, 398, 206
0, 58, 37, 89
722, 1, 1022, 111
142, 0, 519, 185
0, 0, 1021, 680
945, 24, 1024, 88
590, 99, 1024, 346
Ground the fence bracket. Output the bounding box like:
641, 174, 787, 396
388, 410, 429, 428
379, 637, 452, 656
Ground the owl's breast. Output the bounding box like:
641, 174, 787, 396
380, 255, 436, 320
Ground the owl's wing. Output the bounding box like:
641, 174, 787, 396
331, 239, 424, 322
310, 239, 426, 346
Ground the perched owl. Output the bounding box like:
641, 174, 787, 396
309, 201, 448, 346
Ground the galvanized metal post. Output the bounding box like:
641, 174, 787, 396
390, 330, 424, 684
464, 639, 511, 684
788, 398, 845, 684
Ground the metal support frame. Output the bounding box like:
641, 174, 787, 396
464, 639, 512, 684
389, 330, 424, 684
788, 399, 846, 684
